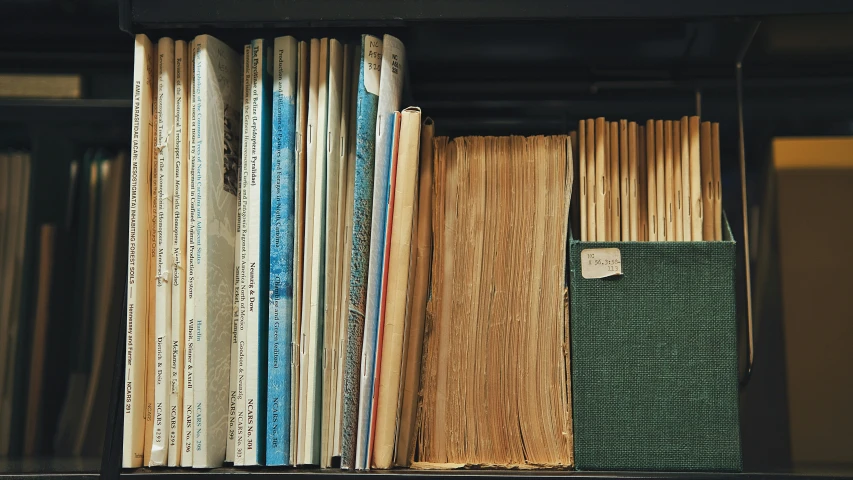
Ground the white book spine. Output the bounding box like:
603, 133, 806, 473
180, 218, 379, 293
298, 38, 320, 465
191, 36, 209, 466
244, 39, 263, 466
168, 39, 188, 467
151, 36, 175, 467
235, 43, 252, 466
191, 35, 240, 468
180, 39, 196, 468
229, 44, 251, 465
123, 33, 154, 469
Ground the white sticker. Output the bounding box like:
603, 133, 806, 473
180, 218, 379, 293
362, 36, 382, 95
581, 248, 623, 279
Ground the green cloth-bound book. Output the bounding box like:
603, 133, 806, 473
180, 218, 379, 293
569, 218, 742, 472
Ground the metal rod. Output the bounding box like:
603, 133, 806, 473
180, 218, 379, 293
737, 20, 760, 389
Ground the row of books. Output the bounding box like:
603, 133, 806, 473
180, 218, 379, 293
1, 149, 126, 458
575, 117, 724, 242
123, 33, 434, 470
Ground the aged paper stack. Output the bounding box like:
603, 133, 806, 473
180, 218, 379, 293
414, 135, 574, 469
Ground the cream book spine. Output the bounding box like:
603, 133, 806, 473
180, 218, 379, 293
372, 106, 421, 469
151, 36, 175, 466
654, 120, 665, 241
168, 39, 189, 467
180, 40, 196, 468
298, 38, 321, 465
579, 120, 587, 240
123, 33, 154, 468
585, 119, 595, 241
320, 38, 345, 468
689, 116, 703, 240
144, 40, 159, 468
619, 120, 629, 241
645, 120, 657, 241
680, 117, 692, 241
594, 117, 606, 241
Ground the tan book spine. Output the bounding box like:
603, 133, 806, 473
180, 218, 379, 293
595, 117, 606, 241
712, 122, 722, 240
578, 121, 587, 241
638, 125, 647, 241
396, 117, 434, 466
569, 130, 579, 241
700, 121, 714, 240
619, 120, 629, 241
672, 120, 684, 241
24, 225, 56, 456
628, 122, 639, 241
689, 116, 703, 240
664, 120, 675, 241
645, 120, 657, 241
654, 120, 666, 242
609, 122, 620, 241
680, 116, 691, 241
585, 119, 596, 241
373, 107, 422, 469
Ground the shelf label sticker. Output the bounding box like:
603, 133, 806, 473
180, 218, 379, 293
363, 36, 382, 95
581, 248, 623, 279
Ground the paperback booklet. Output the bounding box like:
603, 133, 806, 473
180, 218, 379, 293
340, 34, 382, 470
190, 34, 241, 468
267, 35, 297, 467
123, 33, 154, 469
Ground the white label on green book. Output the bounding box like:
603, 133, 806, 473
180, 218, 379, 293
581, 248, 623, 279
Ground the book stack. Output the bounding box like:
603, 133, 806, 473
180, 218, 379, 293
0, 148, 128, 458
123, 33, 438, 470
576, 117, 723, 242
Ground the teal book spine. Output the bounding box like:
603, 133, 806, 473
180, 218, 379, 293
266, 36, 297, 466
341, 34, 382, 470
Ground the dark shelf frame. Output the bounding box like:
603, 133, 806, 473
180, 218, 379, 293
120, 0, 853, 33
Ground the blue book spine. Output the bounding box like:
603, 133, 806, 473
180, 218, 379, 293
341, 35, 381, 470
253, 39, 272, 465
267, 37, 296, 466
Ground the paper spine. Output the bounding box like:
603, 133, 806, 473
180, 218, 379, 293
180, 39, 196, 468
341, 34, 382, 470
168, 39, 188, 467
357, 34, 405, 470
151, 36, 175, 467
235, 43, 252, 467
123, 33, 154, 468
267, 35, 297, 466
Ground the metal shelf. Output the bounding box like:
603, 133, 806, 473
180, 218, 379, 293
122, 0, 853, 32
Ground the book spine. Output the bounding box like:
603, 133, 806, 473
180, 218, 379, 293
341, 34, 382, 470
320, 39, 344, 469
267, 35, 297, 467
334, 45, 360, 459
365, 113, 400, 469
356, 33, 404, 471
234, 43, 251, 467
180, 39, 197, 468
372, 107, 420, 469
244, 38, 271, 466
229, 44, 250, 466
168, 38, 188, 467
144, 40, 160, 469
191, 36, 208, 467
152, 36, 175, 466
290, 40, 308, 464
123, 33, 154, 468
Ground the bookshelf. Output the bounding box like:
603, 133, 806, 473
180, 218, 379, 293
100, 2, 853, 480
